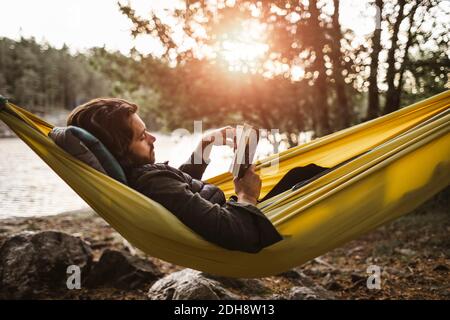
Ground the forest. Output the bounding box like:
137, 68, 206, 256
0, 0, 448, 144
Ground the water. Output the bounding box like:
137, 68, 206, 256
0, 134, 276, 219
0, 126, 295, 219
0, 138, 85, 218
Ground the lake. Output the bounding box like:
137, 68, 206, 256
0, 133, 281, 219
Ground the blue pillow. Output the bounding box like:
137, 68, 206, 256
49, 126, 128, 185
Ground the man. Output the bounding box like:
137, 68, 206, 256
67, 98, 282, 253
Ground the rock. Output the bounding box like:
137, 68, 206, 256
384, 266, 405, 277
276, 269, 335, 300
351, 273, 366, 283
276, 270, 302, 280
270, 294, 286, 300
321, 271, 345, 292
296, 271, 318, 287
433, 264, 449, 272
395, 248, 416, 256
89, 240, 111, 250
346, 246, 365, 256
0, 226, 14, 234
148, 269, 240, 300
291, 268, 322, 287
302, 267, 327, 277
289, 285, 335, 300
201, 273, 271, 296
0, 231, 93, 299
121, 239, 137, 256
84, 249, 162, 289
325, 280, 344, 291
289, 287, 320, 300
313, 257, 336, 270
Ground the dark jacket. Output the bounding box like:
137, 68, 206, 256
124, 157, 283, 253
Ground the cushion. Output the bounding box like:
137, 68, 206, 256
49, 126, 128, 185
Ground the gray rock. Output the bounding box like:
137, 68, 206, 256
0, 231, 93, 299
325, 280, 344, 292
395, 248, 417, 256
288, 268, 323, 287
85, 249, 162, 289
350, 273, 366, 283
201, 273, 271, 296
276, 270, 302, 280
148, 269, 240, 300
433, 264, 449, 272
289, 285, 336, 300
280, 269, 336, 300
294, 270, 318, 287
289, 287, 320, 300
270, 294, 286, 300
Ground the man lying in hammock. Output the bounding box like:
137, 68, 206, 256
66, 98, 283, 253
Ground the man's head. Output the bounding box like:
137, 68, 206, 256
67, 98, 156, 168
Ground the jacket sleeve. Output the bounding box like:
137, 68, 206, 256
133, 170, 283, 253
178, 159, 208, 180
178, 141, 211, 180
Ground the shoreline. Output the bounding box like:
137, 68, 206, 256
0, 207, 93, 221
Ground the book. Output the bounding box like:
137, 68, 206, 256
229, 124, 260, 179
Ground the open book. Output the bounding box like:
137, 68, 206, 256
229, 124, 260, 178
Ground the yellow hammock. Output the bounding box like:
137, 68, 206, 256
0, 91, 449, 278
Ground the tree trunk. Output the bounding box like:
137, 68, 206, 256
367, 0, 383, 120
310, 0, 331, 136
392, 1, 424, 109
384, 0, 407, 115
331, 0, 351, 129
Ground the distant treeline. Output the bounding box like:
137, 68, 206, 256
0, 37, 163, 129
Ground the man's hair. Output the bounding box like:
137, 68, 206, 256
67, 98, 138, 167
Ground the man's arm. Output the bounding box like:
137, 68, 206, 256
178, 140, 211, 180
133, 170, 283, 253
179, 126, 236, 180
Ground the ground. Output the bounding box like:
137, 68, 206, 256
0, 187, 448, 300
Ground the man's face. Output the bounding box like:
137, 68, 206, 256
128, 113, 156, 166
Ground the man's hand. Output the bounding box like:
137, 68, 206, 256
233, 165, 261, 206
191, 126, 236, 165
202, 126, 236, 148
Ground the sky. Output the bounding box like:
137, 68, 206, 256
0, 0, 384, 56
0, 0, 170, 55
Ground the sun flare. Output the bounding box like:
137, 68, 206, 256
216, 19, 269, 73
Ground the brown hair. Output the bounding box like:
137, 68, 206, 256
67, 98, 138, 167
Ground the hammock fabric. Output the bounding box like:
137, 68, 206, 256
0, 91, 449, 278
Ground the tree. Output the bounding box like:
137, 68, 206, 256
367, 0, 383, 120
330, 0, 351, 128
383, 0, 407, 115
119, 0, 358, 141
387, 0, 449, 108
0, 37, 165, 116
390, 0, 422, 110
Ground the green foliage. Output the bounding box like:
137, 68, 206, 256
1, 0, 448, 142
0, 37, 165, 130
0, 38, 106, 110
118, 0, 449, 140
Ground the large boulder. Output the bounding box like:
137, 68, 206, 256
148, 269, 240, 300
84, 249, 162, 289
0, 231, 93, 299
